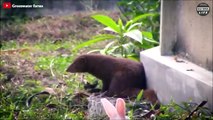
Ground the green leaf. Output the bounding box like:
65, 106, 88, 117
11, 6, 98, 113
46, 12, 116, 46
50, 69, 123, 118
87, 49, 101, 54
126, 54, 139, 61
100, 41, 117, 55
132, 13, 159, 23
142, 40, 155, 49
92, 15, 120, 33
127, 22, 142, 31
143, 37, 159, 44
124, 29, 143, 43
104, 27, 116, 33
125, 20, 133, 29
142, 31, 158, 44
128, 109, 134, 120
118, 18, 124, 31
104, 41, 117, 50
73, 34, 117, 51
103, 45, 120, 55
122, 42, 135, 54
142, 31, 153, 39
136, 90, 144, 102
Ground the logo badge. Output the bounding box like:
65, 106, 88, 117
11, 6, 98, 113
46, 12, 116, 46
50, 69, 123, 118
197, 3, 210, 16
3, 2, 12, 9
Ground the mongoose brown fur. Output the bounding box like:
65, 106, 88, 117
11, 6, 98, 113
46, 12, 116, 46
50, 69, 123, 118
66, 54, 147, 97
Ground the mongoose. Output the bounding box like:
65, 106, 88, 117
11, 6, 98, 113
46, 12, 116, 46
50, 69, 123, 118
66, 54, 147, 97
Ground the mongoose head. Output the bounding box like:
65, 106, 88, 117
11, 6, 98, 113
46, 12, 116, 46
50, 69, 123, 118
66, 55, 87, 73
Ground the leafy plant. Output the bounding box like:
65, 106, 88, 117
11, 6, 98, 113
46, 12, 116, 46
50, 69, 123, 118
74, 14, 158, 60
118, 0, 160, 41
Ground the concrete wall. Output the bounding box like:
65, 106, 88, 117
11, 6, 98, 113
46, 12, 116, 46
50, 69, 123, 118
160, 0, 179, 56
160, 0, 212, 71
141, 0, 213, 111
141, 47, 213, 111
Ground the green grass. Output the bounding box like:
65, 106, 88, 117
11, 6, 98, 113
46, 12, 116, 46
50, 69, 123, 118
0, 38, 89, 119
